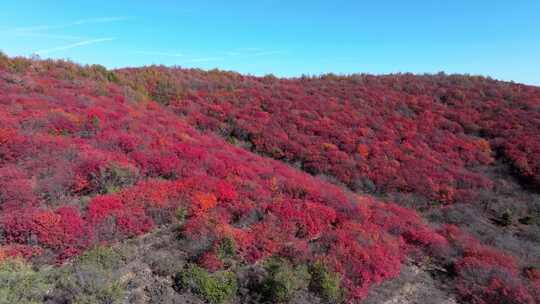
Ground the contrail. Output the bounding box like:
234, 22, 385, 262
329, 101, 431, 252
9, 17, 129, 33
34, 38, 116, 55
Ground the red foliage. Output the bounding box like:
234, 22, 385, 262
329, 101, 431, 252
199, 251, 224, 272
87, 195, 124, 224
120, 69, 540, 202
0, 245, 44, 262
192, 192, 218, 215
87, 194, 154, 239
32, 206, 87, 250
214, 180, 237, 202
0, 165, 37, 210
440, 225, 536, 303
267, 200, 336, 239
1, 57, 538, 301
0, 206, 87, 260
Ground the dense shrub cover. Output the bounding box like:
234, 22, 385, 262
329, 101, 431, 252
0, 55, 538, 303
117, 66, 540, 302
118, 67, 540, 202
0, 56, 450, 302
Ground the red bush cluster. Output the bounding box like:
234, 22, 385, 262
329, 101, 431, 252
115, 68, 540, 302
441, 225, 537, 303
119, 69, 540, 202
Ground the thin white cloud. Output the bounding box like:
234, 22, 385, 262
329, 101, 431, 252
1, 16, 126, 57
9, 32, 87, 41
7, 16, 130, 33
134, 48, 284, 64
133, 51, 185, 57
34, 38, 116, 55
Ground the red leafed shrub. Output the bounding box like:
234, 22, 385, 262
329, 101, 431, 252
503, 134, 540, 187
120, 179, 177, 209
0, 127, 23, 163
0, 206, 87, 256
0, 128, 16, 145
31, 206, 87, 250
356, 143, 370, 159
214, 180, 237, 202
87, 194, 154, 239
320, 222, 403, 300
47, 109, 80, 135
440, 225, 535, 304
199, 251, 224, 272
116, 210, 154, 237
372, 203, 443, 246
1, 211, 36, 244
455, 262, 534, 304
267, 201, 337, 239
525, 269, 540, 303
192, 192, 218, 215
0, 165, 37, 210
0, 245, 44, 262
87, 195, 124, 224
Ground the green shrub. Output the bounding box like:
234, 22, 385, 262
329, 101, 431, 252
256, 258, 310, 303
175, 264, 237, 304
218, 237, 236, 260
0, 51, 9, 69
175, 206, 188, 225
9, 57, 31, 73
52, 246, 125, 304
0, 259, 51, 304
0, 248, 126, 304
81, 64, 119, 83
152, 80, 180, 105
497, 208, 513, 227
518, 215, 536, 225
309, 261, 342, 303
77, 246, 122, 270
106, 68, 120, 83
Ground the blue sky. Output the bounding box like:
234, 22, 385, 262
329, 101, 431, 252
1, 1, 539, 85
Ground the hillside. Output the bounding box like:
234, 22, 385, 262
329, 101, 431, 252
0, 54, 539, 303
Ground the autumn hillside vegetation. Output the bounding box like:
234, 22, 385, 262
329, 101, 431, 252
0, 53, 539, 303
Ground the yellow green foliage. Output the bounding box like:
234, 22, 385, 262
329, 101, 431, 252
0, 259, 51, 304
175, 264, 238, 304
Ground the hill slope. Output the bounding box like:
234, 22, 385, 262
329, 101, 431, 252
0, 54, 539, 303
